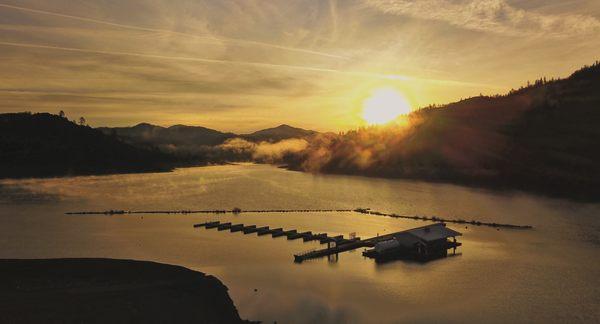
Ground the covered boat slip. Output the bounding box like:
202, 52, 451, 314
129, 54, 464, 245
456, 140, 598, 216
362, 223, 462, 261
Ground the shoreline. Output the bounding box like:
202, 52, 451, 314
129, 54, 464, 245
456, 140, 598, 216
0, 258, 254, 324
1, 162, 598, 203
282, 164, 600, 203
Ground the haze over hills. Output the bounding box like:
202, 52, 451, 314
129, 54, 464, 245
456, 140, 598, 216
286, 62, 600, 200
2, 63, 599, 200
99, 123, 316, 147
98, 123, 236, 148
0, 114, 319, 179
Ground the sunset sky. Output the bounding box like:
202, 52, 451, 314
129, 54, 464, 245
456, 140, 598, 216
1, 0, 599, 132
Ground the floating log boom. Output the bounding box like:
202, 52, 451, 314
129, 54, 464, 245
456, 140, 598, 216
68, 208, 532, 229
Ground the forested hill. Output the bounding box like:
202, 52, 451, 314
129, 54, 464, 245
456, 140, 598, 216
288, 62, 600, 201
0, 113, 173, 178
241, 124, 317, 142
98, 123, 236, 147
98, 123, 317, 150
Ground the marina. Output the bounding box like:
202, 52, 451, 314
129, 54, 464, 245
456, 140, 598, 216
3, 164, 597, 323
194, 221, 462, 263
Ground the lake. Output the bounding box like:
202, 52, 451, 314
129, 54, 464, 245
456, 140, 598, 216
1, 164, 598, 323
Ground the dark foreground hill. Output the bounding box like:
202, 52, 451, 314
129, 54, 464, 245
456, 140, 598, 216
288, 62, 600, 201
0, 113, 173, 178
0, 258, 251, 323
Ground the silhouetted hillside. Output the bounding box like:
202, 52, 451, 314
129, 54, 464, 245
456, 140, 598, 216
0, 258, 251, 323
242, 124, 317, 142
98, 123, 318, 159
0, 113, 174, 178
98, 123, 236, 147
288, 62, 600, 201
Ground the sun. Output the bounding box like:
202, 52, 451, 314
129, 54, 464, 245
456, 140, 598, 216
362, 88, 411, 125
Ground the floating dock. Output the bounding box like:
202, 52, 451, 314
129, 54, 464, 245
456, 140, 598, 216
194, 221, 462, 263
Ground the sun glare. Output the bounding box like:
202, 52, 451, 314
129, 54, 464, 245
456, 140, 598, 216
362, 88, 411, 125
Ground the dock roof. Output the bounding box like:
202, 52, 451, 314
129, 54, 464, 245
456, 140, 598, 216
404, 223, 462, 242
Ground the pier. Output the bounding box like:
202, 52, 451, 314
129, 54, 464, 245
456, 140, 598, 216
194, 221, 460, 263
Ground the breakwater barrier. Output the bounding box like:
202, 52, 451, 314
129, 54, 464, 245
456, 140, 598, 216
66, 208, 353, 215
66, 207, 532, 229
353, 208, 533, 229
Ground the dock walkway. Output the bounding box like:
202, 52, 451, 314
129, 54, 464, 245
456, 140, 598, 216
194, 221, 448, 263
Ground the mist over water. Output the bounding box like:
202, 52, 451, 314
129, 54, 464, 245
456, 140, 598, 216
1, 164, 598, 323
219, 137, 309, 162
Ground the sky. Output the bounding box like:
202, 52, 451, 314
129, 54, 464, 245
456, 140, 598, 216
0, 0, 599, 132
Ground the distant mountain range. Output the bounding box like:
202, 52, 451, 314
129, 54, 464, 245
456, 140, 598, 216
98, 123, 236, 147
98, 123, 317, 149
0, 114, 318, 179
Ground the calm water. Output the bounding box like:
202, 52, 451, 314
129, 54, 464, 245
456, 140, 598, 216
1, 164, 599, 323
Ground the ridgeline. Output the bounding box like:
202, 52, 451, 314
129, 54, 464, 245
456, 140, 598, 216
286, 62, 600, 201
0, 113, 173, 179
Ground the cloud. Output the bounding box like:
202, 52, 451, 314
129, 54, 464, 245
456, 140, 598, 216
363, 0, 600, 37
1, 0, 598, 131
0, 3, 346, 60
0, 40, 414, 82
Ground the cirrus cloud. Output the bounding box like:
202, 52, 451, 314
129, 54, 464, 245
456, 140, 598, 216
363, 0, 600, 37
